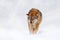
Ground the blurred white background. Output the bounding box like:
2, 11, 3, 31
0, 0, 60, 40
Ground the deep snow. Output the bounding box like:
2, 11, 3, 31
0, 0, 60, 40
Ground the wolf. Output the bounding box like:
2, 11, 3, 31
26, 8, 42, 34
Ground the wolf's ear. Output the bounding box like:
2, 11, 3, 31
26, 14, 29, 16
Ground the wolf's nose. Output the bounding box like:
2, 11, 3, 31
33, 28, 35, 31
30, 21, 32, 23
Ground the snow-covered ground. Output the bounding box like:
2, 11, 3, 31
0, 0, 60, 40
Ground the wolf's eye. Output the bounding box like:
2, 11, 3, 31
36, 16, 38, 19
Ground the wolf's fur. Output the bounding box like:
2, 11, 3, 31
27, 8, 42, 34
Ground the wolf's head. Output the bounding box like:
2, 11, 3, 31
27, 8, 41, 23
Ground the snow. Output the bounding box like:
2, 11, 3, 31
0, 0, 60, 40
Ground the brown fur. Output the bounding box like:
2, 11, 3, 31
27, 8, 42, 34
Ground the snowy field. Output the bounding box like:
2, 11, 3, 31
0, 0, 60, 40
